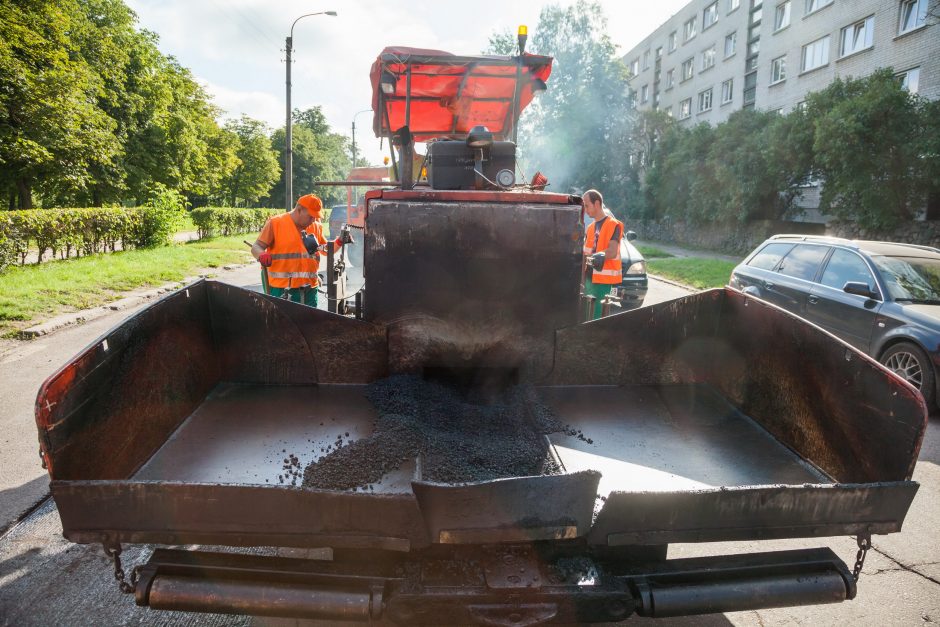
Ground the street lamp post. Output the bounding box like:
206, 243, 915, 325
285, 11, 337, 212
350, 108, 371, 204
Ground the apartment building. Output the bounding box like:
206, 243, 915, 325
624, 0, 937, 123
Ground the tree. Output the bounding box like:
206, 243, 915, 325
264, 107, 351, 207
0, 0, 119, 208
220, 116, 280, 206
486, 1, 635, 214
808, 69, 926, 229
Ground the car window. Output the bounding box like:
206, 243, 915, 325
776, 244, 829, 281
820, 249, 876, 291
872, 255, 940, 303
746, 242, 793, 270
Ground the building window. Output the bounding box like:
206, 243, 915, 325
724, 32, 738, 57
643, 50, 651, 70
630, 58, 639, 75
704, 2, 719, 29
795, 100, 807, 111
666, 107, 674, 118
751, 6, 762, 24
771, 55, 787, 83
698, 88, 714, 112
743, 70, 757, 106
641, 84, 649, 103
684, 17, 697, 42
805, 0, 833, 14
701, 46, 716, 71
774, 1, 791, 31
899, 0, 928, 34
898, 67, 921, 93
681, 58, 694, 81
628, 91, 637, 108
721, 78, 734, 103
665, 68, 675, 88
669, 31, 678, 51
746, 55, 759, 71
679, 98, 692, 119
840, 16, 874, 57
747, 39, 760, 55
729, 0, 741, 12
656, 46, 663, 58
801, 35, 830, 72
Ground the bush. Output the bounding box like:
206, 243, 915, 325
191, 207, 278, 239
128, 186, 187, 249
0, 201, 278, 274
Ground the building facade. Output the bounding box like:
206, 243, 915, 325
624, 0, 938, 123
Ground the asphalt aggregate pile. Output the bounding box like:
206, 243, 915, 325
302, 375, 568, 490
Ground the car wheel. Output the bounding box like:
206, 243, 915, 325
880, 342, 936, 408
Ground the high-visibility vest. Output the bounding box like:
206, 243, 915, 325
583, 217, 623, 284
266, 213, 323, 289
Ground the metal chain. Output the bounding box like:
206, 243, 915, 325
852, 533, 872, 582
104, 544, 140, 594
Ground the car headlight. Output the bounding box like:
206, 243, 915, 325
625, 261, 646, 275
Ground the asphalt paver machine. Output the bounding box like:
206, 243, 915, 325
34, 41, 927, 624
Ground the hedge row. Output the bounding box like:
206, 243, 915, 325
0, 206, 277, 274
190, 207, 279, 239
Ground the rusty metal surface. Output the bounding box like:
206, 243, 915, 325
412, 471, 599, 545
589, 482, 919, 546
364, 200, 582, 380
549, 288, 927, 484
35, 283, 220, 480
712, 291, 928, 484
539, 385, 828, 498
206, 282, 387, 385
52, 480, 428, 551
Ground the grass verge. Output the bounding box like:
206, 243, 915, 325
636, 245, 674, 259
646, 257, 738, 290
0, 235, 252, 335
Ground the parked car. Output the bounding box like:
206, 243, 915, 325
328, 203, 347, 237
729, 234, 940, 409
584, 210, 648, 311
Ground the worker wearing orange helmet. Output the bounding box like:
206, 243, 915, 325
251, 194, 344, 307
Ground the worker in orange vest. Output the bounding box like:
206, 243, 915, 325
250, 194, 343, 307
582, 189, 623, 320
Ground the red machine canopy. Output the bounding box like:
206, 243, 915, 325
370, 47, 553, 143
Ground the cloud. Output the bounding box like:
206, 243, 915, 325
197, 78, 283, 129
126, 0, 691, 165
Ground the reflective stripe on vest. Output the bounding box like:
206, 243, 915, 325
585, 217, 623, 285
266, 213, 321, 289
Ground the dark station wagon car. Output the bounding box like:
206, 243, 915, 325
730, 234, 940, 410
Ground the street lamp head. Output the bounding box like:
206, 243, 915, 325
326, 11, 337, 16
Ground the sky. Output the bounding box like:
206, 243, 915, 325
125, 0, 690, 164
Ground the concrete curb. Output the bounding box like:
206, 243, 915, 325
19, 263, 253, 339
647, 273, 699, 291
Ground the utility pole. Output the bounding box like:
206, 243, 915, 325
285, 11, 337, 212
350, 109, 371, 205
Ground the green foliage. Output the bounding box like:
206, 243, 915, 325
220, 116, 281, 206
264, 107, 352, 208
646, 257, 738, 289
0, 0, 120, 208
807, 69, 928, 229
0, 0, 260, 209
128, 185, 186, 248
190, 207, 278, 239
0, 236, 251, 332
